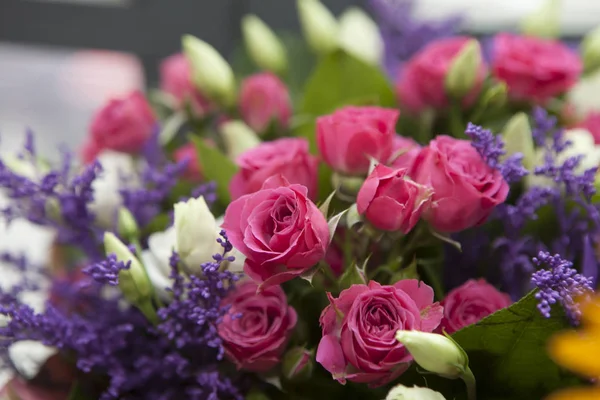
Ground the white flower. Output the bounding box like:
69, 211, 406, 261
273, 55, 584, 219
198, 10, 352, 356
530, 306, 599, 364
8, 341, 56, 379
338, 7, 383, 65
568, 69, 600, 116
89, 151, 138, 229
141, 226, 176, 298
386, 384, 447, 400
174, 197, 222, 274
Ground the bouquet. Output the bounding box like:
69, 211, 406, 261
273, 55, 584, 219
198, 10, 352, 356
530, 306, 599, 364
2, 0, 600, 399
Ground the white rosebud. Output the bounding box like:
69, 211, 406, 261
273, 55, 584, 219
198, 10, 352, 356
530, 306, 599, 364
140, 226, 176, 299
337, 7, 383, 65
445, 39, 483, 99
520, 0, 561, 39
386, 384, 447, 400
174, 196, 222, 274
395, 330, 468, 379
502, 112, 535, 170
296, 0, 339, 55
220, 120, 261, 161
90, 151, 138, 229
8, 341, 56, 380
182, 35, 236, 108
242, 14, 287, 74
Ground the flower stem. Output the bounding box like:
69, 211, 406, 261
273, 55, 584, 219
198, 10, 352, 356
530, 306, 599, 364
461, 366, 477, 400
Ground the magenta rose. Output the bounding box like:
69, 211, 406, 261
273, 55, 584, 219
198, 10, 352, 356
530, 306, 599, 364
239, 72, 292, 133
580, 112, 600, 145
223, 175, 330, 289
440, 279, 512, 334
218, 281, 297, 372
396, 36, 487, 113
87, 91, 156, 156
316, 106, 399, 175
159, 52, 211, 116
410, 135, 509, 233
174, 142, 203, 182
229, 138, 319, 200
357, 165, 432, 233
492, 33, 582, 103
316, 280, 443, 386
389, 135, 421, 171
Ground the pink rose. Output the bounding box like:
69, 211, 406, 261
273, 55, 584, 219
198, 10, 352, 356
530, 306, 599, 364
357, 165, 432, 233
239, 73, 292, 133
396, 37, 487, 113
174, 142, 203, 181
492, 33, 582, 103
316, 280, 443, 386
411, 135, 509, 233
223, 176, 330, 289
440, 279, 512, 334
580, 112, 600, 145
317, 106, 399, 175
0, 378, 68, 400
229, 138, 318, 200
389, 135, 421, 172
87, 91, 156, 155
218, 281, 297, 372
159, 53, 211, 116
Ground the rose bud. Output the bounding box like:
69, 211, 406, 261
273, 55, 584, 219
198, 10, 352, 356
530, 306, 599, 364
357, 165, 432, 233
440, 279, 512, 334
396, 37, 487, 114
229, 138, 318, 200
223, 175, 330, 289
316, 280, 443, 386
386, 384, 446, 400
85, 91, 156, 159
410, 135, 509, 233
282, 347, 314, 381
159, 52, 212, 116
218, 281, 297, 372
492, 33, 582, 103
174, 142, 203, 182
239, 73, 292, 134
389, 135, 421, 171
316, 106, 399, 175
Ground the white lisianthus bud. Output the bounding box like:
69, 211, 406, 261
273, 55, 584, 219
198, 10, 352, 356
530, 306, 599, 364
220, 120, 261, 161
582, 26, 600, 75
296, 0, 339, 55
8, 341, 57, 380
520, 0, 561, 39
395, 330, 468, 378
337, 7, 383, 65
90, 151, 138, 229
2, 155, 40, 180
174, 196, 222, 273
386, 384, 447, 400
445, 39, 483, 99
140, 226, 176, 299
182, 35, 236, 108
502, 112, 535, 170
242, 14, 288, 74
118, 207, 139, 240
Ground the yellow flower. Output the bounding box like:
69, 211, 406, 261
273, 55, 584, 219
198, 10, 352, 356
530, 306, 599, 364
547, 295, 600, 400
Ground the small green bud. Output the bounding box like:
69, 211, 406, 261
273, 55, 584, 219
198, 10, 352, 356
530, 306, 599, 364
502, 112, 535, 170
219, 120, 261, 161
445, 39, 483, 99
337, 7, 383, 65
242, 15, 287, 74
331, 172, 365, 202
282, 347, 314, 381
480, 82, 508, 110
582, 26, 600, 75
118, 207, 139, 241
520, 0, 561, 39
296, 0, 339, 55
338, 261, 367, 291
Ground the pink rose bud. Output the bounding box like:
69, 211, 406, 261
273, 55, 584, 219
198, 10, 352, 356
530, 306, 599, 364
389, 135, 421, 171
159, 53, 212, 116
173, 142, 203, 181
223, 175, 330, 289
316, 106, 399, 175
239, 72, 292, 133
229, 138, 319, 200
316, 280, 443, 386
218, 281, 297, 372
440, 279, 512, 334
87, 91, 156, 157
357, 165, 432, 233
282, 347, 314, 381
396, 36, 487, 114
579, 112, 600, 145
492, 33, 582, 103
411, 135, 509, 233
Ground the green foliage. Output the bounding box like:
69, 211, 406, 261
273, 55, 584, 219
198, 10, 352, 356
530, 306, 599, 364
190, 136, 238, 205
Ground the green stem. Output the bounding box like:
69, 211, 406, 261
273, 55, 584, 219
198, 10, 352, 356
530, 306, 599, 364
420, 263, 445, 300
131, 238, 164, 308
461, 366, 477, 400
137, 300, 159, 326
449, 102, 466, 138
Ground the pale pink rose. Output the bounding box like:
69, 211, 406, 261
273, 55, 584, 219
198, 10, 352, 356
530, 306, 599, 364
223, 176, 330, 289
316, 280, 443, 386
580, 112, 600, 145
174, 142, 203, 181
239, 73, 292, 133
389, 135, 421, 173
410, 135, 509, 233
218, 281, 297, 372
492, 33, 582, 103
440, 279, 512, 334
317, 106, 399, 175
396, 36, 487, 113
86, 91, 156, 157
229, 138, 318, 200
159, 52, 211, 116
357, 165, 432, 233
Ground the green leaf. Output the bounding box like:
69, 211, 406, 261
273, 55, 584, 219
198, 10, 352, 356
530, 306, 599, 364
452, 291, 583, 399
67, 382, 90, 400
338, 259, 368, 291
191, 136, 238, 205
292, 119, 318, 154
300, 49, 396, 116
